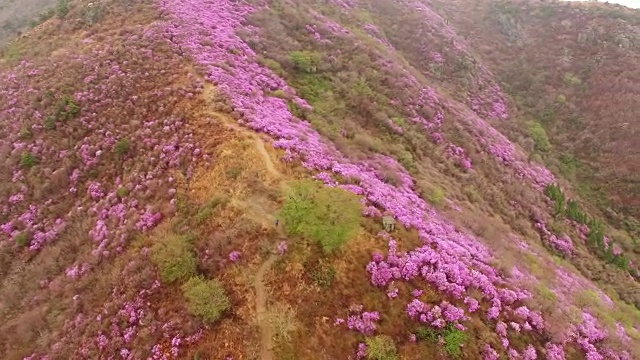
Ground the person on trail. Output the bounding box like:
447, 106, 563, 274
275, 219, 279, 227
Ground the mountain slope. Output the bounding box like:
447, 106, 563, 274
431, 0, 640, 217
0, 0, 639, 359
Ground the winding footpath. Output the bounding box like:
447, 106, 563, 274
254, 253, 278, 360
203, 83, 283, 359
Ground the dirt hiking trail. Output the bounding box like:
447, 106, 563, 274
254, 253, 278, 360
202, 82, 282, 359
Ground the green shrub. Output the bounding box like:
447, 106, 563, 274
114, 139, 131, 157
295, 73, 332, 104
563, 73, 582, 86
225, 166, 243, 180
443, 325, 467, 357
544, 184, 565, 216
528, 121, 551, 152
151, 234, 197, 283
280, 180, 361, 253
270, 89, 288, 99
539, 106, 556, 125
287, 99, 307, 119
181, 276, 230, 323
310, 263, 336, 288
566, 200, 588, 224
289, 51, 319, 73
259, 57, 285, 77
428, 187, 446, 208
44, 116, 57, 130
116, 187, 129, 198
54, 95, 80, 121
559, 153, 579, 175
365, 335, 398, 360
56, 0, 70, 18
537, 284, 558, 302
15, 233, 30, 247
37, 8, 56, 24
194, 207, 214, 225
194, 197, 227, 225
20, 152, 39, 168
556, 94, 567, 104
396, 150, 416, 172
612, 254, 630, 270
81, 2, 105, 25
354, 78, 375, 98
19, 127, 33, 139
415, 326, 438, 341
3, 43, 23, 62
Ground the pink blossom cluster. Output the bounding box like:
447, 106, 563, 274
355, 342, 367, 359
483, 344, 499, 360
305, 24, 329, 44
534, 222, 575, 257
65, 263, 92, 279
553, 268, 614, 308
277, 241, 288, 255
309, 11, 352, 37
328, 0, 357, 10
406, 299, 466, 328
431, 52, 445, 64
8, 193, 25, 204
136, 208, 163, 232
385, 118, 404, 134
229, 251, 241, 262
346, 310, 380, 335
363, 24, 395, 49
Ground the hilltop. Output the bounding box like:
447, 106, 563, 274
0, 0, 639, 359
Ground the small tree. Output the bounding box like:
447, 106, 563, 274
20, 152, 39, 168
365, 335, 398, 360
289, 51, 319, 73
429, 187, 446, 208
444, 325, 468, 357
114, 139, 131, 157
56, 0, 70, 18
15, 233, 30, 247
280, 180, 361, 253
151, 234, 197, 283
181, 276, 230, 323
528, 121, 551, 152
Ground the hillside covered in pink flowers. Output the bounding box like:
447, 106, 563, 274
0, 0, 639, 359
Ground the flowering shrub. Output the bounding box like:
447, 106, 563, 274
483, 344, 499, 360
335, 305, 380, 335
277, 241, 288, 255
535, 222, 574, 257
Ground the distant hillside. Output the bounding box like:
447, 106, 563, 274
0, 0, 60, 46
432, 0, 640, 219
